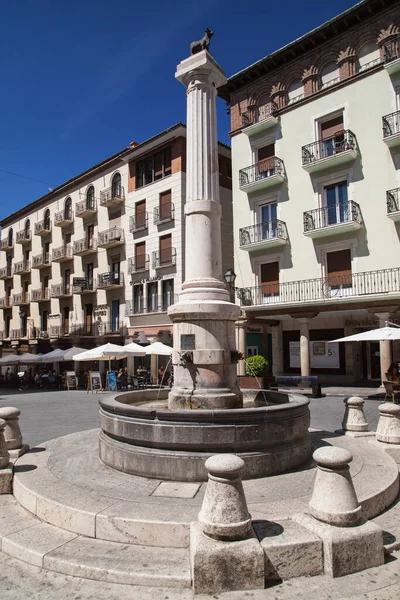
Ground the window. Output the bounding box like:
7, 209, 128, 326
111, 299, 120, 331
260, 203, 278, 239
162, 279, 174, 310
320, 62, 339, 89
257, 145, 275, 178
159, 234, 172, 265
65, 198, 72, 220
87, 225, 94, 248
319, 114, 344, 157
147, 282, 158, 312
41, 310, 48, 332
135, 242, 146, 270
86, 263, 94, 289
287, 79, 304, 105
63, 307, 70, 336
64, 232, 72, 245
64, 270, 71, 295
24, 219, 30, 236
111, 259, 120, 284
326, 249, 352, 296
111, 173, 122, 198
8, 228, 13, 247
86, 186, 95, 209
44, 209, 50, 230
6, 255, 12, 276
261, 262, 279, 301
159, 190, 172, 220
324, 181, 349, 225
357, 42, 380, 72
136, 146, 172, 188
133, 285, 143, 313
135, 200, 147, 228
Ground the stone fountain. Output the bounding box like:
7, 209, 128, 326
99, 45, 312, 481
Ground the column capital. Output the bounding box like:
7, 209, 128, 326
175, 50, 226, 90
291, 312, 318, 321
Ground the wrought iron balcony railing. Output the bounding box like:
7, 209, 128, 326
0, 297, 11, 308
303, 201, 362, 232
73, 238, 97, 255
0, 266, 13, 279
128, 256, 150, 274
52, 245, 73, 261
75, 198, 97, 216
54, 209, 74, 226
12, 293, 30, 306
154, 203, 175, 225
97, 271, 124, 289
72, 278, 96, 293
125, 296, 178, 316
0, 239, 13, 251
97, 227, 125, 247
241, 101, 279, 127
11, 329, 22, 340
13, 260, 31, 274
152, 248, 177, 269
34, 219, 51, 235
32, 253, 50, 268
100, 185, 125, 206
70, 322, 127, 337
129, 213, 148, 233
302, 130, 357, 165
382, 111, 400, 138
237, 267, 400, 307
239, 157, 284, 187
387, 187, 400, 214
51, 283, 72, 297
31, 288, 50, 302
16, 230, 31, 244
239, 220, 288, 247
384, 36, 400, 64
29, 328, 49, 340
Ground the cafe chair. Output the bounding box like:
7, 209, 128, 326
383, 380, 400, 404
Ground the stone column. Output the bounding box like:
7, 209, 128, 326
270, 321, 283, 376
375, 312, 392, 385
298, 318, 311, 377
236, 319, 247, 376
168, 50, 242, 410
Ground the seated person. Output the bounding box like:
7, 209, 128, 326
386, 362, 400, 385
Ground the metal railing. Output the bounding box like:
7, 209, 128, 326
72, 279, 95, 293
73, 238, 97, 254
32, 253, 50, 268
97, 227, 125, 246
16, 230, 31, 243
34, 219, 51, 235
31, 288, 50, 301
302, 130, 357, 165
241, 101, 278, 127
0, 239, 13, 250
29, 328, 49, 340
128, 255, 149, 273
70, 322, 127, 337
13, 260, 30, 274
303, 201, 362, 232
54, 209, 73, 224
239, 220, 288, 247
49, 325, 63, 337
152, 248, 177, 269
384, 36, 400, 64
129, 213, 148, 233
75, 198, 97, 216
382, 111, 400, 138
320, 77, 340, 90
387, 187, 400, 214
0, 266, 12, 278
51, 283, 72, 297
12, 293, 30, 305
52, 245, 73, 261
154, 203, 175, 225
237, 267, 400, 307
97, 271, 124, 288
11, 329, 21, 340
125, 296, 178, 316
239, 157, 284, 187
100, 185, 125, 205
0, 297, 11, 308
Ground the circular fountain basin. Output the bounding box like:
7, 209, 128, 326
99, 389, 312, 481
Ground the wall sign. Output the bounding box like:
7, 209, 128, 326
181, 334, 195, 350
289, 341, 340, 369
132, 275, 163, 285
87, 371, 103, 393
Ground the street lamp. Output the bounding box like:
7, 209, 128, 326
223, 268, 236, 288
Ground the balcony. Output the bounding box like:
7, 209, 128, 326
54, 209, 74, 228
387, 187, 400, 221
237, 267, 400, 309
34, 219, 51, 236
52, 244, 73, 263
75, 199, 97, 218
97, 271, 124, 289
0, 266, 13, 280
12, 293, 30, 306
72, 277, 96, 294
302, 130, 357, 173
152, 248, 177, 269
49, 325, 64, 338
31, 288, 50, 302
0, 239, 13, 252
100, 185, 125, 207
241, 101, 279, 136
73, 238, 97, 256
32, 253, 50, 269
16, 230, 31, 245
239, 220, 288, 251
70, 322, 127, 337
154, 204, 175, 225
128, 255, 150, 274
13, 260, 31, 275
239, 157, 285, 192
30, 328, 49, 340
382, 111, 400, 148
129, 213, 148, 233
303, 201, 362, 238
51, 284, 72, 298
125, 297, 177, 316
11, 329, 22, 340
97, 227, 125, 249
0, 297, 11, 309
384, 36, 400, 75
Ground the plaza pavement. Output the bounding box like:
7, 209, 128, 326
0, 386, 398, 599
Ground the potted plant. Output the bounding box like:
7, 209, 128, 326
238, 355, 273, 389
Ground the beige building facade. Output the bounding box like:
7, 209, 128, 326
219, 0, 400, 384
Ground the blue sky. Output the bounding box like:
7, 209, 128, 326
0, 0, 360, 220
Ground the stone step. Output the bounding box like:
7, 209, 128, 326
0, 496, 191, 589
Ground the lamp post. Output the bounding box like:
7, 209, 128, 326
224, 268, 236, 302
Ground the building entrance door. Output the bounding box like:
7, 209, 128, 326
362, 341, 381, 380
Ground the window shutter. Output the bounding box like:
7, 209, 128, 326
135, 200, 146, 227
160, 235, 172, 263
160, 190, 172, 219
135, 242, 146, 269
261, 261, 279, 295
327, 249, 352, 286
321, 115, 344, 139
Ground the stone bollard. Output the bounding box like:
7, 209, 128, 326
0, 407, 29, 458
191, 454, 264, 594
294, 446, 384, 577
0, 418, 12, 493
341, 396, 369, 435
376, 403, 400, 444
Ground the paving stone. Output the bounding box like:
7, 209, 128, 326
152, 481, 201, 498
